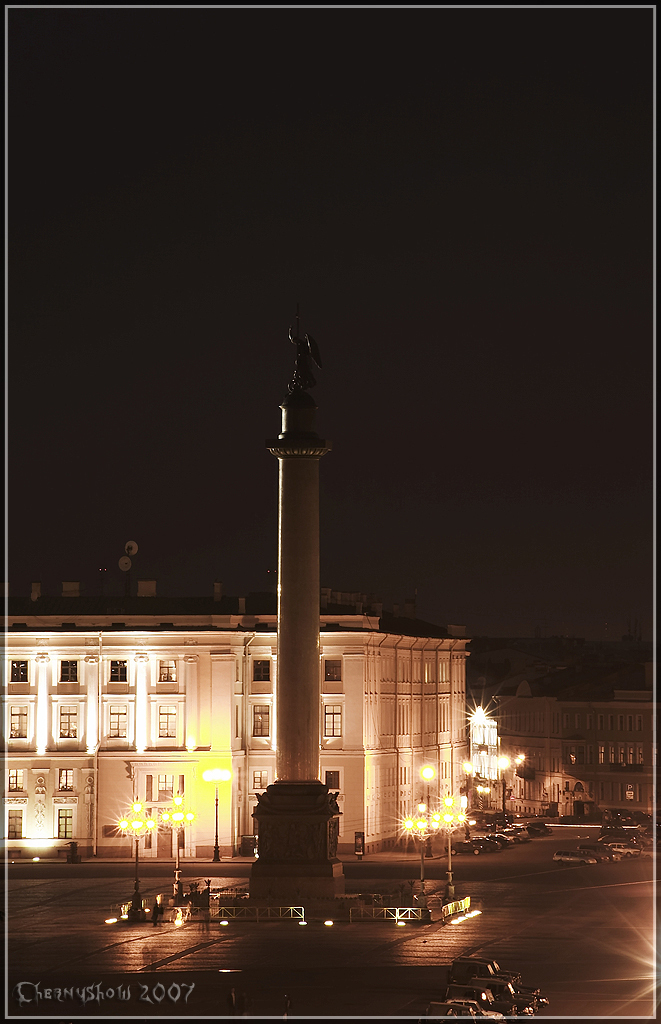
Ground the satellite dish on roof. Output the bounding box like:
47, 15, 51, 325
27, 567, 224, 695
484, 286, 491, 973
119, 556, 132, 572
125, 541, 139, 556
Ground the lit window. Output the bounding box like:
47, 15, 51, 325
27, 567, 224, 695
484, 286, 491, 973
253, 705, 270, 737
11, 661, 28, 682
159, 705, 177, 738
60, 661, 78, 682
325, 770, 340, 789
324, 660, 342, 683
628, 746, 634, 765
59, 706, 78, 738
324, 705, 342, 737
59, 769, 74, 791
10, 706, 27, 739
253, 770, 268, 790
598, 745, 605, 764
253, 661, 270, 682
158, 774, 174, 798
110, 660, 127, 682
609, 745, 615, 764
638, 746, 644, 765
58, 808, 73, 839
7, 810, 22, 839
159, 660, 177, 682
8, 769, 24, 791
109, 705, 127, 738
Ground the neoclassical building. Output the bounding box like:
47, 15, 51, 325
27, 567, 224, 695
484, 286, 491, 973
3, 588, 469, 858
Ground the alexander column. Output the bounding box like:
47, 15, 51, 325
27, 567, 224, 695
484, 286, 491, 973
250, 321, 345, 900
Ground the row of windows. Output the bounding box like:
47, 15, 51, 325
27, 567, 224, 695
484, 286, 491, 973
8, 702, 343, 741
7, 808, 72, 840
9, 658, 343, 684
9, 768, 74, 791
562, 712, 645, 733
564, 744, 646, 766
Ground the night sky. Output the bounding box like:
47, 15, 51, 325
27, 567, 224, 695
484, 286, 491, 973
8, 8, 654, 640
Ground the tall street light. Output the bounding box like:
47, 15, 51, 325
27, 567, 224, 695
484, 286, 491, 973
118, 801, 156, 922
498, 754, 525, 821
403, 805, 442, 913
202, 768, 232, 862
441, 794, 467, 899
160, 794, 195, 903
420, 765, 436, 858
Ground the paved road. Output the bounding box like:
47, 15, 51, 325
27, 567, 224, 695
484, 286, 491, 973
5, 830, 655, 1020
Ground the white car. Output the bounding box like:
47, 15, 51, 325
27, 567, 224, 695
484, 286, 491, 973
604, 842, 642, 858
553, 849, 597, 864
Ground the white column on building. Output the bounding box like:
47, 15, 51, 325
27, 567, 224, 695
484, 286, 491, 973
134, 653, 149, 753
84, 654, 99, 751
35, 653, 50, 755
184, 654, 199, 749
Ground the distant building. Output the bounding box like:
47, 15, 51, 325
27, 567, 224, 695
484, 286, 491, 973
3, 587, 469, 858
493, 663, 653, 819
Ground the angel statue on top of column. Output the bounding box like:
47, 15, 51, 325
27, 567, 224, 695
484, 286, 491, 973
287, 324, 322, 394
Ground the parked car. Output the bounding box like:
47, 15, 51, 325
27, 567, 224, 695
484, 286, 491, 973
553, 849, 597, 864
600, 842, 641, 858
448, 957, 549, 1010
451, 956, 521, 985
450, 841, 484, 856
423, 999, 506, 1019
527, 822, 552, 837
577, 843, 621, 862
469, 837, 502, 853
444, 982, 535, 1017
502, 826, 531, 843
482, 833, 515, 849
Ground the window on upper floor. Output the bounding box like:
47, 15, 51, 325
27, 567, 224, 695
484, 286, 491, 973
253, 660, 270, 681
597, 714, 604, 730
324, 704, 342, 737
562, 714, 569, 729
324, 660, 342, 682
8, 769, 24, 791
110, 660, 127, 682
10, 706, 28, 739
158, 705, 177, 738
109, 705, 127, 738
636, 715, 643, 731
159, 660, 177, 682
325, 770, 340, 789
252, 770, 268, 790
60, 661, 78, 682
598, 745, 605, 764
253, 705, 270, 737
586, 714, 593, 729
608, 715, 614, 730
11, 661, 28, 682
618, 715, 624, 732
158, 774, 174, 798
58, 768, 74, 791
59, 706, 78, 738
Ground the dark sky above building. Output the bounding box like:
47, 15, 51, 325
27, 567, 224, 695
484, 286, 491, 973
8, 8, 654, 640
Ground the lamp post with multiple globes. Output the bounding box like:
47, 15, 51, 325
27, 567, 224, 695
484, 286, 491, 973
160, 794, 195, 903
118, 801, 157, 921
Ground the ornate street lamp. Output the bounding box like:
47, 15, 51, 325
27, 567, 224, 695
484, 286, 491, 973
202, 768, 232, 862
403, 802, 442, 912
160, 794, 195, 903
420, 765, 436, 858
118, 801, 157, 921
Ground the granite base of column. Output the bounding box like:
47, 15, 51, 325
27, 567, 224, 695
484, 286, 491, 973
250, 782, 345, 901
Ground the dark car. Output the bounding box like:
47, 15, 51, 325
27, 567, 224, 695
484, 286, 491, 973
449, 956, 549, 1011
450, 840, 484, 856
470, 837, 502, 853
577, 843, 621, 862
444, 982, 535, 1017
527, 822, 552, 836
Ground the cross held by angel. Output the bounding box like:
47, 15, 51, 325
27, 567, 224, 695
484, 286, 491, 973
287, 325, 322, 394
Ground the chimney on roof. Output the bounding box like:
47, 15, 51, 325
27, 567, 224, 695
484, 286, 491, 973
137, 579, 156, 597
403, 597, 416, 618
213, 581, 223, 602
62, 581, 80, 598
447, 624, 466, 637
31, 582, 41, 602
238, 597, 246, 615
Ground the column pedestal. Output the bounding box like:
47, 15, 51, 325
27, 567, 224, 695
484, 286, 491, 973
251, 782, 345, 900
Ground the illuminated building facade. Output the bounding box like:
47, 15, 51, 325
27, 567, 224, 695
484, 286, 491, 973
3, 593, 469, 857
